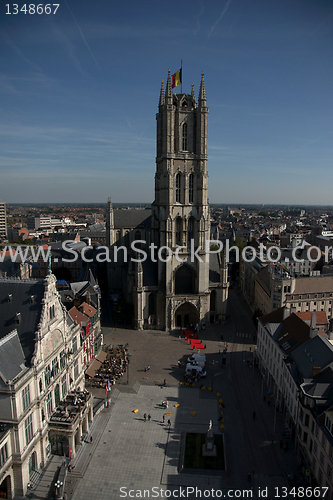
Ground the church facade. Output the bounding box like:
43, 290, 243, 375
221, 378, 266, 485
106, 71, 228, 330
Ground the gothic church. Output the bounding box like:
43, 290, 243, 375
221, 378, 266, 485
106, 71, 228, 330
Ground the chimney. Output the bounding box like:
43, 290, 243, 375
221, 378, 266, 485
311, 312, 317, 329
310, 312, 317, 338
283, 306, 291, 320
312, 366, 321, 378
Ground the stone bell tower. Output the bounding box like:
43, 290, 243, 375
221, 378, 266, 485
151, 71, 211, 330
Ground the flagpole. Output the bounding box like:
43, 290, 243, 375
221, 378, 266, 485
181, 60, 182, 94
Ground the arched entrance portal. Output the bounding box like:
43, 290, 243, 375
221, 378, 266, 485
49, 433, 69, 457
174, 302, 198, 329
0, 475, 11, 499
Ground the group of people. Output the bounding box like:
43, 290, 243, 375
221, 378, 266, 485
87, 345, 129, 388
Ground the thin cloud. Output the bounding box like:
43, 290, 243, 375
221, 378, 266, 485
207, 0, 232, 38
64, 0, 101, 70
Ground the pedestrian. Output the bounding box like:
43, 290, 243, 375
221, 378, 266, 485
252, 411, 256, 420
168, 419, 171, 426
162, 415, 165, 423
68, 464, 72, 473
144, 413, 147, 422
178, 360, 181, 368
147, 365, 150, 371
148, 414, 151, 421
90, 436, 93, 443
163, 379, 166, 386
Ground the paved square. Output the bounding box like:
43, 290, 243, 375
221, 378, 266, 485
72, 384, 224, 500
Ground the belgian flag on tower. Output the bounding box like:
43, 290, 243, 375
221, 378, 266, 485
171, 68, 182, 89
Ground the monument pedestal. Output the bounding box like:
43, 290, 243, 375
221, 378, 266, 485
202, 420, 217, 457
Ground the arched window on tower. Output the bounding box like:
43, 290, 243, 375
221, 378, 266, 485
189, 173, 194, 203
175, 265, 195, 294
182, 122, 188, 151
175, 217, 183, 246
210, 290, 216, 311
175, 173, 181, 203
187, 216, 195, 246
148, 293, 155, 316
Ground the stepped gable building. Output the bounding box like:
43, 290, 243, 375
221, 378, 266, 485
0, 273, 92, 498
106, 71, 229, 330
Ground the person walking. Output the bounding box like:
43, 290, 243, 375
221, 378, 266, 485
148, 414, 151, 421
143, 413, 147, 422
162, 414, 165, 423
90, 436, 93, 443
167, 419, 171, 426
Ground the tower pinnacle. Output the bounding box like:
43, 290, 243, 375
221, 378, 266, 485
166, 69, 172, 104
159, 80, 165, 106
198, 72, 206, 104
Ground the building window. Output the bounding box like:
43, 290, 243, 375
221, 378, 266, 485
175, 173, 181, 203
305, 414, 310, 427
49, 305, 55, 320
74, 359, 79, 380
175, 217, 183, 246
22, 384, 30, 411
44, 365, 51, 387
189, 174, 194, 203
60, 350, 66, 370
72, 336, 77, 354
47, 391, 53, 417
52, 357, 59, 377
187, 217, 194, 245
320, 452, 324, 466
62, 375, 67, 399
25, 414, 33, 445
0, 444, 8, 467
182, 122, 188, 151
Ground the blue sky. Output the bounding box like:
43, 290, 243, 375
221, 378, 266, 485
0, 0, 333, 205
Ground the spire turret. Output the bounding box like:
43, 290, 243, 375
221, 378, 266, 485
166, 69, 172, 105
198, 72, 206, 105
191, 83, 196, 107
159, 80, 165, 106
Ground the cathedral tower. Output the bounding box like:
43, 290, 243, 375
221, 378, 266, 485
152, 71, 211, 330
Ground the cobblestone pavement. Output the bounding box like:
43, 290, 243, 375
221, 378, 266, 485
63, 288, 302, 500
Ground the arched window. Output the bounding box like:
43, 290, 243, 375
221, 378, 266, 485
176, 217, 183, 246
189, 173, 194, 203
148, 293, 155, 316
187, 217, 195, 245
182, 123, 188, 151
210, 290, 217, 311
175, 265, 195, 294
175, 173, 181, 203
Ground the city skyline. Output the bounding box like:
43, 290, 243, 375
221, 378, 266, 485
1, 0, 333, 205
